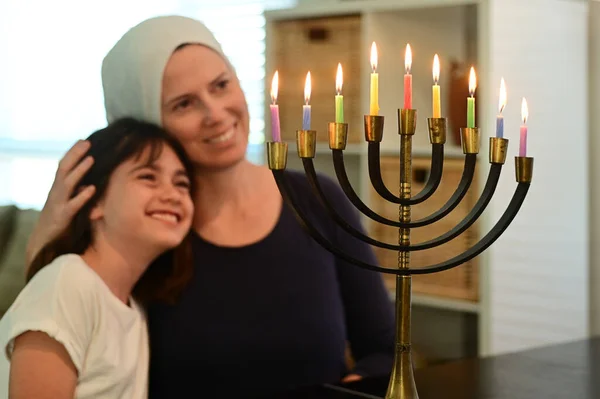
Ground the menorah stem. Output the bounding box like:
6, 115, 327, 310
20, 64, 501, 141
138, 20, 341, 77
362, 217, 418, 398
386, 109, 419, 399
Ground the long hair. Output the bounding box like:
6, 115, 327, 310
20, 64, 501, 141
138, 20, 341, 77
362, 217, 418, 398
28, 117, 195, 304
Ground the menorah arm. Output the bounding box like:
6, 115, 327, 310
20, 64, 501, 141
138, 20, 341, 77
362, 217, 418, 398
368, 143, 443, 205
272, 168, 528, 276
303, 159, 401, 251
410, 182, 530, 274
273, 169, 394, 274
410, 163, 502, 251
332, 150, 476, 228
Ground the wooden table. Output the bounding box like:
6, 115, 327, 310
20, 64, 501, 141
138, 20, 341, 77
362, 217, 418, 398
267, 337, 600, 399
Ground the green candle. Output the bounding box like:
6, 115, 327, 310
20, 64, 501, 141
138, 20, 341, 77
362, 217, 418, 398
467, 96, 475, 128
467, 67, 477, 128
335, 94, 344, 123
335, 63, 344, 123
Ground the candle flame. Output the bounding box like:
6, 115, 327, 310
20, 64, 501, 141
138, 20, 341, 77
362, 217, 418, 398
304, 71, 311, 105
499, 78, 507, 113
405, 44, 412, 74
370, 42, 378, 73
270, 71, 279, 104
336, 63, 343, 95
521, 97, 528, 124
468, 66, 477, 96
433, 54, 440, 84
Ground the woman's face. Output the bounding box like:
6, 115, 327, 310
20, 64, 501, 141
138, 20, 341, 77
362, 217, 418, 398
161, 45, 249, 171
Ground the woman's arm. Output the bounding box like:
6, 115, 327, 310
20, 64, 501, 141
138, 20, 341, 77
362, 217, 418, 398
9, 331, 78, 398
317, 175, 395, 379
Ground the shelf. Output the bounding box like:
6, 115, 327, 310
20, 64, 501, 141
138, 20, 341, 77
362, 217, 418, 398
265, 0, 478, 20
388, 290, 480, 314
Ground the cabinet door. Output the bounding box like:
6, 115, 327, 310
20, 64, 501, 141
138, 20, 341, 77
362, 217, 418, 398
369, 156, 479, 301
269, 15, 363, 143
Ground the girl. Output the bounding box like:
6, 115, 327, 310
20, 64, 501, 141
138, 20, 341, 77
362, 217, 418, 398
0, 117, 194, 398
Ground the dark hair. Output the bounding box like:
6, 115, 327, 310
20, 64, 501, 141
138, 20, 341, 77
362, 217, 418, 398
28, 117, 195, 305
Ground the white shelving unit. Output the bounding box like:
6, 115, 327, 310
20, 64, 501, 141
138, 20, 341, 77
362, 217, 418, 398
265, 0, 589, 359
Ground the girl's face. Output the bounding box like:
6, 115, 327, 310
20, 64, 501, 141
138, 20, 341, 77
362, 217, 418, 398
89, 144, 194, 254
161, 45, 250, 171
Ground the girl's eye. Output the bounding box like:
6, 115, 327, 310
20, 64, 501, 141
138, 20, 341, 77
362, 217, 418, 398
175, 180, 191, 190
139, 173, 156, 181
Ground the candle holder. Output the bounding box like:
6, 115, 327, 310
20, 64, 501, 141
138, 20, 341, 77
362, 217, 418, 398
266, 108, 532, 399
296, 129, 317, 158
328, 122, 349, 150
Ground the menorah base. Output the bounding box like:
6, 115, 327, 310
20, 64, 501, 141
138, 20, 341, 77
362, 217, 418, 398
385, 349, 419, 399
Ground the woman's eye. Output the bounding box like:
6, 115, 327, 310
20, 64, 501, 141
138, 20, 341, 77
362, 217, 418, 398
175, 99, 191, 110
216, 79, 229, 90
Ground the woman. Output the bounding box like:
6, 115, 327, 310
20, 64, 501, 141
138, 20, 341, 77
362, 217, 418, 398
26, 15, 394, 398
2, 118, 195, 398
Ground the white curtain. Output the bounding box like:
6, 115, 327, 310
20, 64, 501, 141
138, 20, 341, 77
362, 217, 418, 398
0, 0, 295, 208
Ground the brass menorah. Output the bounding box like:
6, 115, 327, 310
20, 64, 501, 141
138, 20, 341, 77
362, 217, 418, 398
266, 109, 533, 399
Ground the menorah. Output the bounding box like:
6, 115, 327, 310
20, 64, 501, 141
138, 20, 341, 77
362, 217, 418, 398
265, 107, 533, 398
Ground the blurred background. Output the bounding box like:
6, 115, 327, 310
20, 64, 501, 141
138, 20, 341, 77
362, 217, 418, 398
0, 0, 598, 369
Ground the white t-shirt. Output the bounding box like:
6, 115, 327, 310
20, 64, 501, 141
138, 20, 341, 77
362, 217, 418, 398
0, 254, 149, 398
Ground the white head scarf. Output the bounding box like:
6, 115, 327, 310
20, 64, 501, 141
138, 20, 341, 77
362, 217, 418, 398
101, 15, 231, 126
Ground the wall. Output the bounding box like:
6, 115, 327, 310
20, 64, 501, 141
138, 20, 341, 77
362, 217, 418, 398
484, 0, 589, 355
589, 0, 600, 336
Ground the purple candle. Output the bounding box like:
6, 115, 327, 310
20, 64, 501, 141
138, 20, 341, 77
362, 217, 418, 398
302, 105, 311, 130
302, 71, 311, 130
496, 78, 506, 138
270, 71, 281, 142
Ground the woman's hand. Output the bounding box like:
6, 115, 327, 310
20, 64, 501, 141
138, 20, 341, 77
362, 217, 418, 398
25, 140, 95, 269
341, 373, 363, 383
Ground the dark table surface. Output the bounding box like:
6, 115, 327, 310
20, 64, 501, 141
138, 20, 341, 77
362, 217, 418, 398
267, 337, 600, 399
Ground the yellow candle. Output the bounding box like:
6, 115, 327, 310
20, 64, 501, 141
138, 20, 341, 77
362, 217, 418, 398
432, 54, 441, 118
369, 42, 379, 115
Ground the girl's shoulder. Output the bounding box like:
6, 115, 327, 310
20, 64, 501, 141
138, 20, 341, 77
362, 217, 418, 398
15, 254, 102, 310
27, 253, 100, 290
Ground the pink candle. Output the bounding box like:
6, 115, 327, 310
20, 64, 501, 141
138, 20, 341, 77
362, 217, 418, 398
519, 125, 527, 157
519, 97, 529, 157
270, 71, 281, 142
404, 44, 412, 109
270, 104, 281, 142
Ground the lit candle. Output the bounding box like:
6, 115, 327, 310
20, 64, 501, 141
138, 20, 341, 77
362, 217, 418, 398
432, 54, 441, 118
404, 44, 412, 109
335, 63, 344, 123
270, 71, 281, 142
370, 42, 379, 115
496, 78, 507, 138
467, 67, 477, 128
303, 71, 311, 130
519, 98, 529, 157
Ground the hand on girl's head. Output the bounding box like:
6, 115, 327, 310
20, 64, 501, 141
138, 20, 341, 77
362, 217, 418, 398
25, 140, 97, 269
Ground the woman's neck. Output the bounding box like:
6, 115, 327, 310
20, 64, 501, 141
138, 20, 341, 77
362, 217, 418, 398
192, 159, 283, 246
80, 238, 155, 305
193, 159, 268, 209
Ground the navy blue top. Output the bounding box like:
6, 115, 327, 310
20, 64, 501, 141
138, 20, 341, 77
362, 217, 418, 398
147, 171, 394, 398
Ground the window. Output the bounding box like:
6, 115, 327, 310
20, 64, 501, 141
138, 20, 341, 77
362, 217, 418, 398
0, 0, 296, 209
